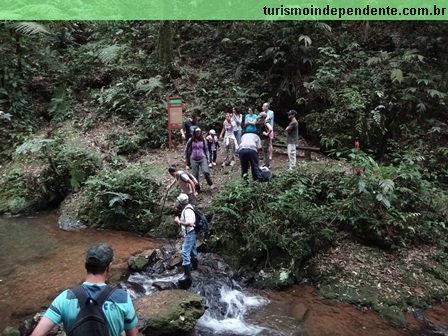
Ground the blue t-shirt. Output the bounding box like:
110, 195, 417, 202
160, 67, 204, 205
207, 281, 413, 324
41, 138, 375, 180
244, 114, 258, 133
44, 282, 138, 336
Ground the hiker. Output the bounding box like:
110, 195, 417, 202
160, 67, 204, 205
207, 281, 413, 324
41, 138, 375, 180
185, 128, 214, 192
238, 132, 265, 181
167, 165, 198, 203
257, 112, 273, 168
244, 107, 258, 133
174, 193, 198, 289
31, 243, 138, 336
219, 113, 238, 167
206, 129, 220, 167
262, 102, 275, 161
232, 107, 243, 145
285, 109, 299, 171
180, 110, 201, 143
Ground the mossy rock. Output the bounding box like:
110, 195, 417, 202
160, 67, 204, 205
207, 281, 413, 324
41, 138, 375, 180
254, 269, 293, 290
128, 255, 150, 272
136, 290, 206, 336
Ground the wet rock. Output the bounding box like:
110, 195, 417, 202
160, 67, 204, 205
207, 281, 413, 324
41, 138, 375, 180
57, 215, 86, 231
136, 290, 206, 336
2, 327, 20, 336
128, 255, 150, 272
167, 253, 182, 269
141, 249, 156, 259
152, 281, 178, 290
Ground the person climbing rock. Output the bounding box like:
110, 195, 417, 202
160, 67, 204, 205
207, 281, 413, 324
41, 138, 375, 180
167, 165, 198, 204
174, 193, 199, 289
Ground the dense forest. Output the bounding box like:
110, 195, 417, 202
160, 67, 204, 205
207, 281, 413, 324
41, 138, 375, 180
1, 21, 447, 324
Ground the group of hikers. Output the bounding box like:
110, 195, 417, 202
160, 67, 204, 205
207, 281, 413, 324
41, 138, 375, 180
164, 102, 300, 294
30, 102, 300, 336
177, 102, 299, 190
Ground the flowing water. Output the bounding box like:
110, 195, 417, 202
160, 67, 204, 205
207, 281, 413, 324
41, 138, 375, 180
1, 212, 447, 335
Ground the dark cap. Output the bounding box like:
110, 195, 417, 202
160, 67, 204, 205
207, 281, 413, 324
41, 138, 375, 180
287, 109, 297, 116
86, 243, 114, 266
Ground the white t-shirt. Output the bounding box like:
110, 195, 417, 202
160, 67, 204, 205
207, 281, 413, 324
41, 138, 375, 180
181, 205, 196, 235
239, 133, 261, 151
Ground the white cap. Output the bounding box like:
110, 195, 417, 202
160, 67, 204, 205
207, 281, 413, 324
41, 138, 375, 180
176, 193, 189, 205
209, 129, 216, 135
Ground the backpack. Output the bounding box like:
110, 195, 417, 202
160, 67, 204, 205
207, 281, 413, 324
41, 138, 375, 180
187, 205, 209, 233
68, 285, 115, 336
179, 171, 199, 190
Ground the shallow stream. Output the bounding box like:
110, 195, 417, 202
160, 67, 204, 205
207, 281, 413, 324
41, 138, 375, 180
0, 212, 447, 335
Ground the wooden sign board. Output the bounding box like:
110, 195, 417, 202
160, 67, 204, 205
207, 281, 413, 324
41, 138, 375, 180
167, 96, 183, 148
169, 106, 183, 128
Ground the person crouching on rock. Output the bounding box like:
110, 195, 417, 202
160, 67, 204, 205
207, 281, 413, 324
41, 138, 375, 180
174, 193, 198, 289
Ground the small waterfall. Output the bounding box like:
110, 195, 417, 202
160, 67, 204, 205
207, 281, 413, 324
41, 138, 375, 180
196, 285, 270, 336
121, 250, 276, 335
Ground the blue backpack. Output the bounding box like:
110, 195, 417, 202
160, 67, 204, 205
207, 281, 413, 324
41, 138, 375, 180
187, 205, 209, 233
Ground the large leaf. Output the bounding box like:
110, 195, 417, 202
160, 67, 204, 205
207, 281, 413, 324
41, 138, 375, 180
390, 68, 404, 83
380, 179, 395, 194
299, 35, 312, 47
11, 21, 52, 35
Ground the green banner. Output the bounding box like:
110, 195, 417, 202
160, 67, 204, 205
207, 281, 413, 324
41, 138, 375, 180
1, 0, 447, 20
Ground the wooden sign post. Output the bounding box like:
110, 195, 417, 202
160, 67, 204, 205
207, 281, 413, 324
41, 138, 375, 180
167, 96, 183, 149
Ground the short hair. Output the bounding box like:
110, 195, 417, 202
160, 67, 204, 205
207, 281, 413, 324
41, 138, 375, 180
85, 262, 109, 275
168, 165, 177, 173
85, 243, 113, 275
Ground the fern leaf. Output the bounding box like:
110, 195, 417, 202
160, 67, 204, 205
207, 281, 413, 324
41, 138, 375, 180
134, 76, 163, 94
11, 21, 52, 35
97, 45, 123, 64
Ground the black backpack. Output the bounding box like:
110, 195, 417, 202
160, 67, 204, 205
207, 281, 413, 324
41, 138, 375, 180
187, 205, 209, 233
68, 285, 115, 336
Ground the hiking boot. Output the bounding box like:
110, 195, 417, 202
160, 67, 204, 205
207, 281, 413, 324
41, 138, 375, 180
212, 162, 217, 166
178, 264, 192, 289
208, 163, 212, 168
191, 258, 199, 270
230, 160, 235, 166
221, 162, 226, 167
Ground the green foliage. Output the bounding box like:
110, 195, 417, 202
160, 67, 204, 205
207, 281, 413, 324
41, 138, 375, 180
52, 144, 101, 192
48, 87, 74, 122
211, 154, 447, 282
76, 162, 161, 232
209, 170, 335, 277
107, 131, 144, 155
